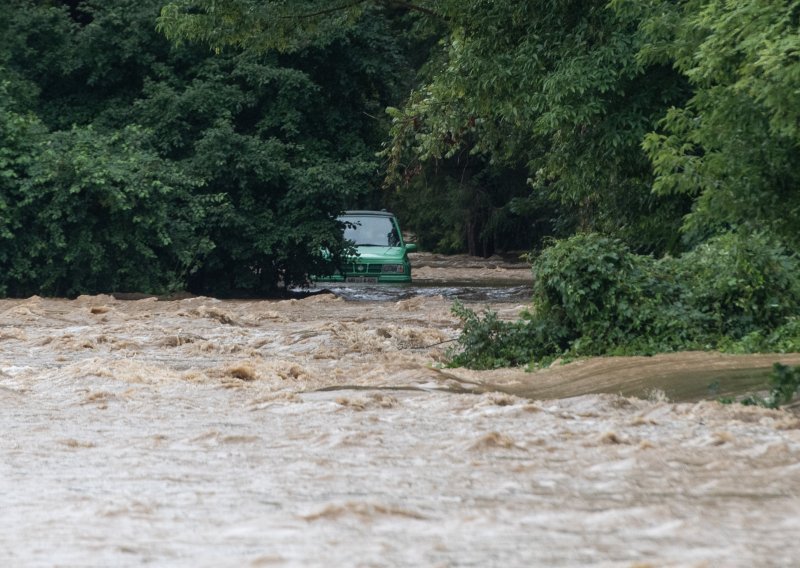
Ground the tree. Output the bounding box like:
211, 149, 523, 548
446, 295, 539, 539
0, 118, 211, 296
157, 0, 442, 53
0, 80, 44, 297
1, 0, 414, 296
384, 0, 693, 254
153, 2, 411, 294
629, 0, 800, 248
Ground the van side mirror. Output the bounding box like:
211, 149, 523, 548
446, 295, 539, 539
405, 243, 417, 252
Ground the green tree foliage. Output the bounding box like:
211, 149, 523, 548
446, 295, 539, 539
0, 83, 44, 297
158, 0, 694, 256
451, 232, 800, 369
157, 0, 442, 53
0, 85, 210, 296
628, 0, 800, 247
157, 0, 800, 258
1, 0, 412, 296
387, 155, 540, 256
155, 0, 800, 367
3, 0, 799, 325
384, 0, 693, 254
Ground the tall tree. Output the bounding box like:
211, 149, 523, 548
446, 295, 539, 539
384, 0, 693, 254
0, 91, 209, 296
158, 0, 442, 52
2, 0, 414, 296
159, 0, 694, 254
628, 0, 800, 247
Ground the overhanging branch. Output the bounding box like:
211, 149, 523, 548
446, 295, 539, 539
291, 0, 371, 19
289, 0, 445, 20
382, 0, 444, 19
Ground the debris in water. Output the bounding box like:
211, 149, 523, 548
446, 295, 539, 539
58, 439, 97, 448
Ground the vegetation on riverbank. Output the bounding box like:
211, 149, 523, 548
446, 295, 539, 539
450, 233, 800, 369
2, 1, 798, 369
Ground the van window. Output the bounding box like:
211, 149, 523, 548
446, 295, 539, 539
339, 215, 401, 247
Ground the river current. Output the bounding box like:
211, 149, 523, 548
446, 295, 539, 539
2, 254, 800, 567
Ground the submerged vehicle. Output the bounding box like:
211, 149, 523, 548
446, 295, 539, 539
316, 210, 417, 284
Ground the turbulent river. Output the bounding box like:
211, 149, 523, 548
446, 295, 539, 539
2, 253, 800, 567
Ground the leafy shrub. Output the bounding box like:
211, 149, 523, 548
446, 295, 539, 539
531, 234, 641, 337
718, 318, 800, 355
450, 232, 800, 368
676, 233, 800, 337
531, 234, 680, 350
449, 300, 566, 369
1, 124, 212, 297
448, 301, 519, 369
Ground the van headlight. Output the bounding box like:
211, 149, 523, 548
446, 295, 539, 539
381, 264, 405, 273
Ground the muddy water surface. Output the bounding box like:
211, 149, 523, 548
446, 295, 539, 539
2, 256, 800, 567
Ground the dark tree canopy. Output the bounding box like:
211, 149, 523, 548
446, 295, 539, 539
2, 0, 799, 301
1, 0, 414, 296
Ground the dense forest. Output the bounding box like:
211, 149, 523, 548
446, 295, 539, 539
2, 0, 799, 362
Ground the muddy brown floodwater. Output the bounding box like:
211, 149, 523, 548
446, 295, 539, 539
2, 254, 800, 567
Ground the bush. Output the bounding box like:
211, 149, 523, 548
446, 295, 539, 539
1, 124, 212, 297
450, 231, 800, 368
676, 233, 800, 337
532, 234, 667, 348
449, 300, 565, 369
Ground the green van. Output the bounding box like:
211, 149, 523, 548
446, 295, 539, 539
316, 210, 417, 283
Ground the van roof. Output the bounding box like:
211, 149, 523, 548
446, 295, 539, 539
340, 210, 395, 217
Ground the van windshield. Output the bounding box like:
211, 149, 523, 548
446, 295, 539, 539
339, 215, 401, 247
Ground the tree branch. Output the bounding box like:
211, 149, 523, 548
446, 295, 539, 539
288, 0, 445, 20
382, 0, 444, 19
291, 0, 371, 19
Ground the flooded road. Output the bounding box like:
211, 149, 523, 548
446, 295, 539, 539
2, 254, 800, 567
